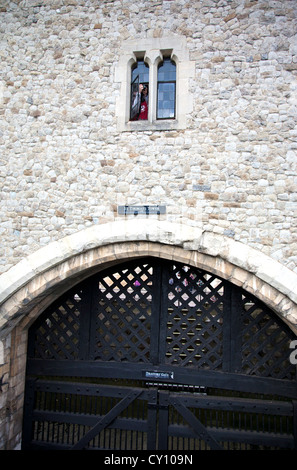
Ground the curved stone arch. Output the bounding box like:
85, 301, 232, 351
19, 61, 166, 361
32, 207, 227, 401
1, 219, 297, 336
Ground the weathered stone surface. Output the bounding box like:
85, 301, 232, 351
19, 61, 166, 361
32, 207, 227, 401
1, 0, 297, 450
0, 0, 296, 275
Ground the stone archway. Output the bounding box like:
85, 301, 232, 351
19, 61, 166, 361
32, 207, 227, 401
1, 220, 297, 449
1, 220, 297, 337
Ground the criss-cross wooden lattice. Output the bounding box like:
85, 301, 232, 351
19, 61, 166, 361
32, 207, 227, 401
241, 293, 295, 379
24, 257, 297, 451
90, 263, 154, 362
28, 258, 296, 381
31, 291, 82, 360
164, 264, 224, 369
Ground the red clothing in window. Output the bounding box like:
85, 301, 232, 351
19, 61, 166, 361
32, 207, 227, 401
138, 99, 148, 120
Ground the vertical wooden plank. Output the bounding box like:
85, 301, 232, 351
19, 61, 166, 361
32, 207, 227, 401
147, 389, 158, 450
150, 261, 162, 365
78, 278, 96, 360
27, 321, 38, 359
222, 282, 232, 373
22, 378, 37, 449
158, 391, 169, 450
230, 286, 243, 373
158, 261, 170, 365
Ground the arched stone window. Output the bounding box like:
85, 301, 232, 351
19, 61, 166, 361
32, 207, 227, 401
157, 58, 176, 120
130, 59, 149, 121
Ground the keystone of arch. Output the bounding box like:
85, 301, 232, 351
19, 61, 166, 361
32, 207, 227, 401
0, 219, 297, 335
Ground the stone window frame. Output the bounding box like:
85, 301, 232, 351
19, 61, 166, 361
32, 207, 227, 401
115, 36, 195, 132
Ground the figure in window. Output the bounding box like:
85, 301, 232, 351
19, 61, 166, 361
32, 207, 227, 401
139, 85, 148, 120
131, 83, 148, 120
130, 59, 149, 121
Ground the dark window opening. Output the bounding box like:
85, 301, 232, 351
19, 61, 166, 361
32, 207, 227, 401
157, 58, 176, 120
130, 60, 149, 121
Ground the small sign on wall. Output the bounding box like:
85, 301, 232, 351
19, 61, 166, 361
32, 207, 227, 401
118, 205, 166, 216
142, 370, 174, 380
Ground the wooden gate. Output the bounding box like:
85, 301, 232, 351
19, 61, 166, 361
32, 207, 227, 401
22, 258, 297, 450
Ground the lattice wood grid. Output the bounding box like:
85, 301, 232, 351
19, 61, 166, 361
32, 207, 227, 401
29, 258, 296, 381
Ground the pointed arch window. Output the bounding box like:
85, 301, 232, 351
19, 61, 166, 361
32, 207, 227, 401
157, 58, 176, 120
130, 60, 149, 121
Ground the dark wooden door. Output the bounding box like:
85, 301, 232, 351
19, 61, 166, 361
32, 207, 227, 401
22, 258, 297, 450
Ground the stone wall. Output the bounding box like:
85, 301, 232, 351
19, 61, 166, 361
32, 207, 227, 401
0, 0, 297, 449
0, 0, 296, 275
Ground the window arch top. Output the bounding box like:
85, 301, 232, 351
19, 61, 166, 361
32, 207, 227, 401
131, 59, 149, 84
158, 58, 176, 82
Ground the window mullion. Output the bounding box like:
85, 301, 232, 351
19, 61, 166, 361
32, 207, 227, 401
148, 61, 156, 123
146, 51, 162, 123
